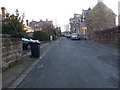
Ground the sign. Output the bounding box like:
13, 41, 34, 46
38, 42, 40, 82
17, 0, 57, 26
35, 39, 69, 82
82, 26, 87, 30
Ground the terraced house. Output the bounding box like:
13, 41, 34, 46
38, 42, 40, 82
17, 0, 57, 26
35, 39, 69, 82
69, 13, 80, 33
69, 8, 91, 39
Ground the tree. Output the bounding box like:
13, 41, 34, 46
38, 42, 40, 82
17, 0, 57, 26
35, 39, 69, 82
42, 21, 55, 35
64, 24, 69, 33
54, 26, 62, 37
2, 12, 27, 38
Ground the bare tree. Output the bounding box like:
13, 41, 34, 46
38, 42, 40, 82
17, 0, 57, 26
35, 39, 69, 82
64, 24, 69, 33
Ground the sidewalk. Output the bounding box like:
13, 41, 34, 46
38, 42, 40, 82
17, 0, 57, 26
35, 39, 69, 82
2, 50, 34, 88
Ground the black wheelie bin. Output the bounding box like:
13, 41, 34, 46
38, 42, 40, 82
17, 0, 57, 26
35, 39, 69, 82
30, 42, 41, 58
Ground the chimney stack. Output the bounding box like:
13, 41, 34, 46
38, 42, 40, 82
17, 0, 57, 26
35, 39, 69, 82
1, 7, 6, 18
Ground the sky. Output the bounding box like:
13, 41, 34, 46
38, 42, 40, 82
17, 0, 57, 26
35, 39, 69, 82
0, 0, 119, 31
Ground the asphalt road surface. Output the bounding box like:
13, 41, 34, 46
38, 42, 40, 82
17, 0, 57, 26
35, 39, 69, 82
17, 37, 118, 88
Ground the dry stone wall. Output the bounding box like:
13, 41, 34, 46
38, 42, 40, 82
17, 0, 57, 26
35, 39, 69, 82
94, 26, 120, 45
1, 34, 22, 71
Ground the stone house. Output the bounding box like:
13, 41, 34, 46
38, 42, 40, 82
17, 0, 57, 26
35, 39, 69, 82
29, 19, 54, 33
86, 0, 116, 40
29, 20, 44, 31
69, 14, 80, 33
69, 9, 91, 39
79, 8, 91, 39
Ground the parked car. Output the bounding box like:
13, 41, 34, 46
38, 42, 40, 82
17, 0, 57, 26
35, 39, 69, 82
67, 34, 72, 38
64, 34, 68, 37
22, 38, 41, 50
71, 33, 81, 40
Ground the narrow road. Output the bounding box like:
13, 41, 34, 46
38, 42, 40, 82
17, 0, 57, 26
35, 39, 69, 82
17, 37, 118, 88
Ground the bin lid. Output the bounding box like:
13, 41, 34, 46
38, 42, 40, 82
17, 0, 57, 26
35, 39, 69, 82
22, 38, 41, 44
29, 41, 41, 44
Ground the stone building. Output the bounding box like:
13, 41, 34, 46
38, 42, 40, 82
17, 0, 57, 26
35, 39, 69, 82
29, 20, 44, 31
79, 8, 91, 39
29, 19, 54, 32
69, 14, 80, 33
29, 19, 55, 35
86, 0, 116, 40
69, 9, 91, 39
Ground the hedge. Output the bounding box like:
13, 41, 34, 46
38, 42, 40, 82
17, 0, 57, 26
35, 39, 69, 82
33, 31, 50, 41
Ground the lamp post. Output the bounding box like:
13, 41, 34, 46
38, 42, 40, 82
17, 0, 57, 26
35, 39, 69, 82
85, 27, 87, 40
84, 16, 87, 40
82, 26, 87, 40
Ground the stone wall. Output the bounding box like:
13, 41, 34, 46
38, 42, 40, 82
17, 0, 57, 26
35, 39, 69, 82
1, 34, 22, 71
94, 26, 120, 44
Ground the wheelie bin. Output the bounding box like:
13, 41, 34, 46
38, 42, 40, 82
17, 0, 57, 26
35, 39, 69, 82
30, 42, 41, 58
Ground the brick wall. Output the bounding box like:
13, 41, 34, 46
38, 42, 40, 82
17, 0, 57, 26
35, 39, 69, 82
94, 26, 120, 44
1, 34, 22, 71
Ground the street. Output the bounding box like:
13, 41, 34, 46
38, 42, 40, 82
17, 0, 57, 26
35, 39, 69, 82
17, 37, 118, 88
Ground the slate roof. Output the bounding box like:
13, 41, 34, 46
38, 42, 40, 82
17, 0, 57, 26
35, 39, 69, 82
91, 2, 116, 16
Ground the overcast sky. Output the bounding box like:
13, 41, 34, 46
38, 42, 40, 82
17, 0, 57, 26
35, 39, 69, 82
1, 0, 119, 31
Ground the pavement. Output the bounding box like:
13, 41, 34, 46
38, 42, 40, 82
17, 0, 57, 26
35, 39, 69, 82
17, 37, 118, 88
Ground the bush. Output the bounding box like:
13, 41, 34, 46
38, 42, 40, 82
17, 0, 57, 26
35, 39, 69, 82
33, 31, 50, 41
2, 14, 27, 38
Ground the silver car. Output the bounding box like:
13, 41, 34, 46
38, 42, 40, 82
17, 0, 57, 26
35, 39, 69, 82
71, 33, 81, 40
